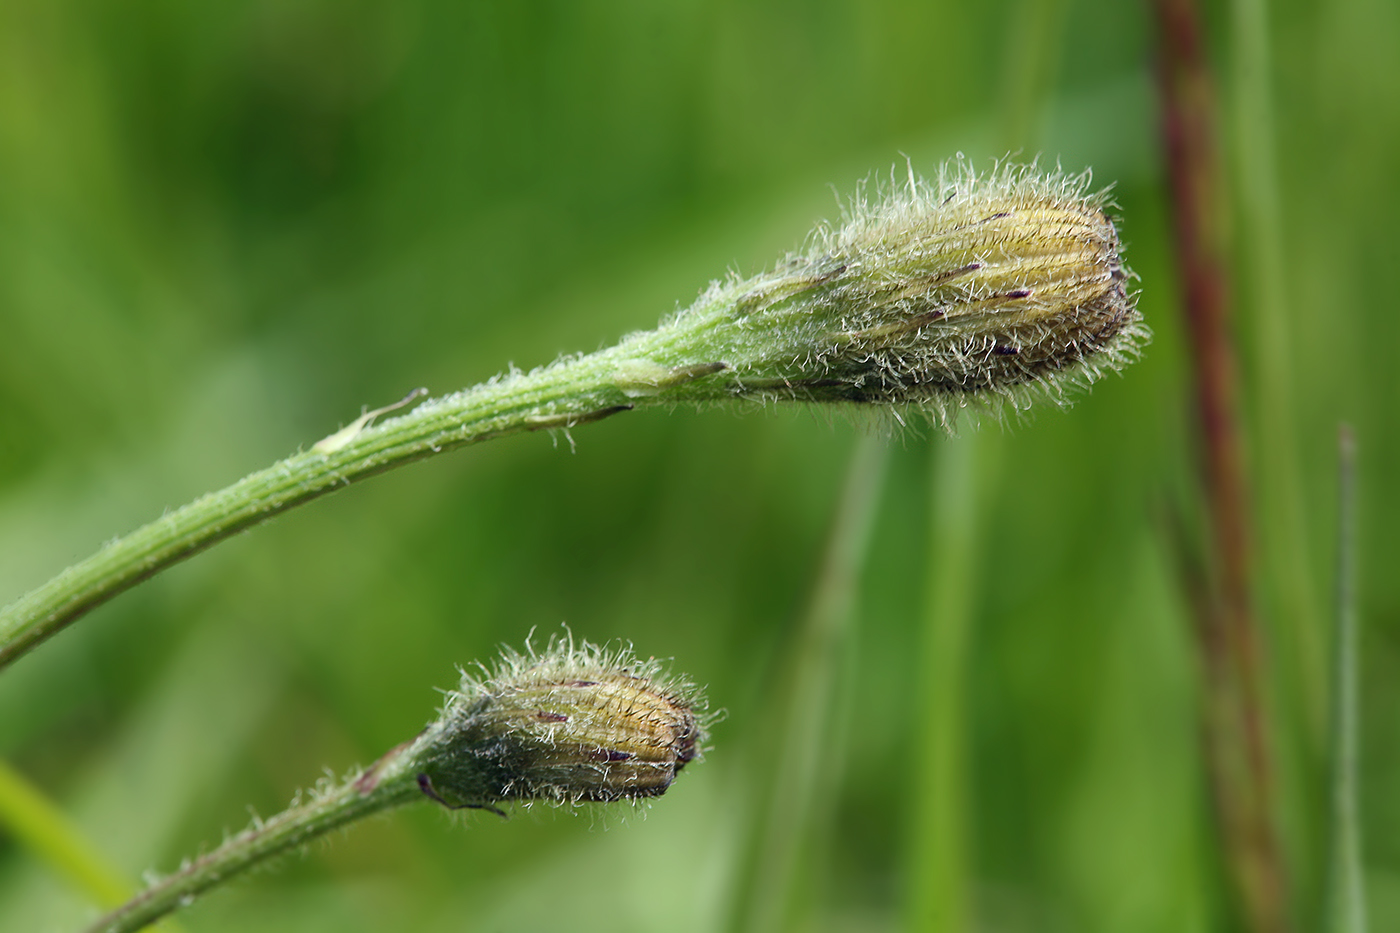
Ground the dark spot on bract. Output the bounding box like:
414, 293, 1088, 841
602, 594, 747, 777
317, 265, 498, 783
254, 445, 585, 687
586, 747, 636, 763
928, 261, 982, 286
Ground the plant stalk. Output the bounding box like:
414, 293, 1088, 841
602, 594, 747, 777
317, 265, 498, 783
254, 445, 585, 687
0, 333, 730, 670
81, 746, 423, 933
1, 162, 1146, 673
1155, 0, 1291, 930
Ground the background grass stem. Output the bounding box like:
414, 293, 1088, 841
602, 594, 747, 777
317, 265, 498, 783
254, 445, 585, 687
903, 420, 996, 933
899, 3, 1065, 924
730, 434, 888, 933
0, 759, 183, 933
1228, 0, 1322, 736
1155, 0, 1291, 929
1323, 425, 1365, 933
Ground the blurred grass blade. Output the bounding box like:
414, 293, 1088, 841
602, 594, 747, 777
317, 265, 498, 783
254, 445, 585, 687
1229, 0, 1323, 735
0, 759, 184, 933
901, 0, 1067, 924
0, 758, 129, 908
1324, 425, 1366, 933
996, 0, 1067, 147
903, 420, 995, 933
730, 434, 889, 933
1155, 0, 1292, 927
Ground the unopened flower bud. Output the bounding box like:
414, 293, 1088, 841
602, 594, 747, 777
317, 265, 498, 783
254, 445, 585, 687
613, 160, 1147, 419
408, 636, 706, 809
86, 637, 708, 933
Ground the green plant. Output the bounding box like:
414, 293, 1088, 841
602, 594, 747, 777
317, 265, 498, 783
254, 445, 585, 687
83, 635, 706, 933
3, 3, 1389, 931
0, 161, 1144, 671
1, 161, 1145, 933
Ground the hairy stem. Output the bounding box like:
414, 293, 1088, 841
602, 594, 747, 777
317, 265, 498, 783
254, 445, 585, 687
1, 161, 1145, 672
82, 748, 422, 933
0, 335, 726, 670
82, 633, 704, 933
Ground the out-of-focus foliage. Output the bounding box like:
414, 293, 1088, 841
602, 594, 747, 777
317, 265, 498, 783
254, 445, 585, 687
0, 1, 1395, 931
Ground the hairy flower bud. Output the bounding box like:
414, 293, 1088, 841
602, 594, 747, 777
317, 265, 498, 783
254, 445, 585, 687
408, 636, 706, 809
86, 638, 708, 933
612, 160, 1147, 421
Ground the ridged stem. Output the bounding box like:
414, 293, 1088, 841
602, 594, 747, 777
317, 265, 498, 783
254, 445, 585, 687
80, 634, 703, 933
1, 160, 1145, 673
81, 745, 424, 933
0, 325, 733, 671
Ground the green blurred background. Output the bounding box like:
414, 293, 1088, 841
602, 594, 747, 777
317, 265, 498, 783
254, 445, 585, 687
0, 1, 1395, 931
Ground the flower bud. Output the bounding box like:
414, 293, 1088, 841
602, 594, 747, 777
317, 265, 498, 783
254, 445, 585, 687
409, 636, 706, 809
623, 160, 1147, 419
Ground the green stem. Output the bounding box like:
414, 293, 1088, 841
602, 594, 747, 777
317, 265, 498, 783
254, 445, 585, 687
81, 632, 704, 933
1, 158, 1146, 672
0, 330, 731, 671
81, 746, 423, 933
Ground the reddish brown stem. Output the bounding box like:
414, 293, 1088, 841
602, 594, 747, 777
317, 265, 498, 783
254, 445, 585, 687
1154, 1, 1291, 931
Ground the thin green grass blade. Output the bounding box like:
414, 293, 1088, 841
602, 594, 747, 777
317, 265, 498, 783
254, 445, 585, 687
1324, 425, 1366, 933
903, 420, 996, 933
0, 759, 186, 933
729, 434, 889, 932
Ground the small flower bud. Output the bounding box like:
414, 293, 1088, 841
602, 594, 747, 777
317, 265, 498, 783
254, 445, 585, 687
408, 636, 706, 809
85, 638, 709, 933
620, 160, 1147, 420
